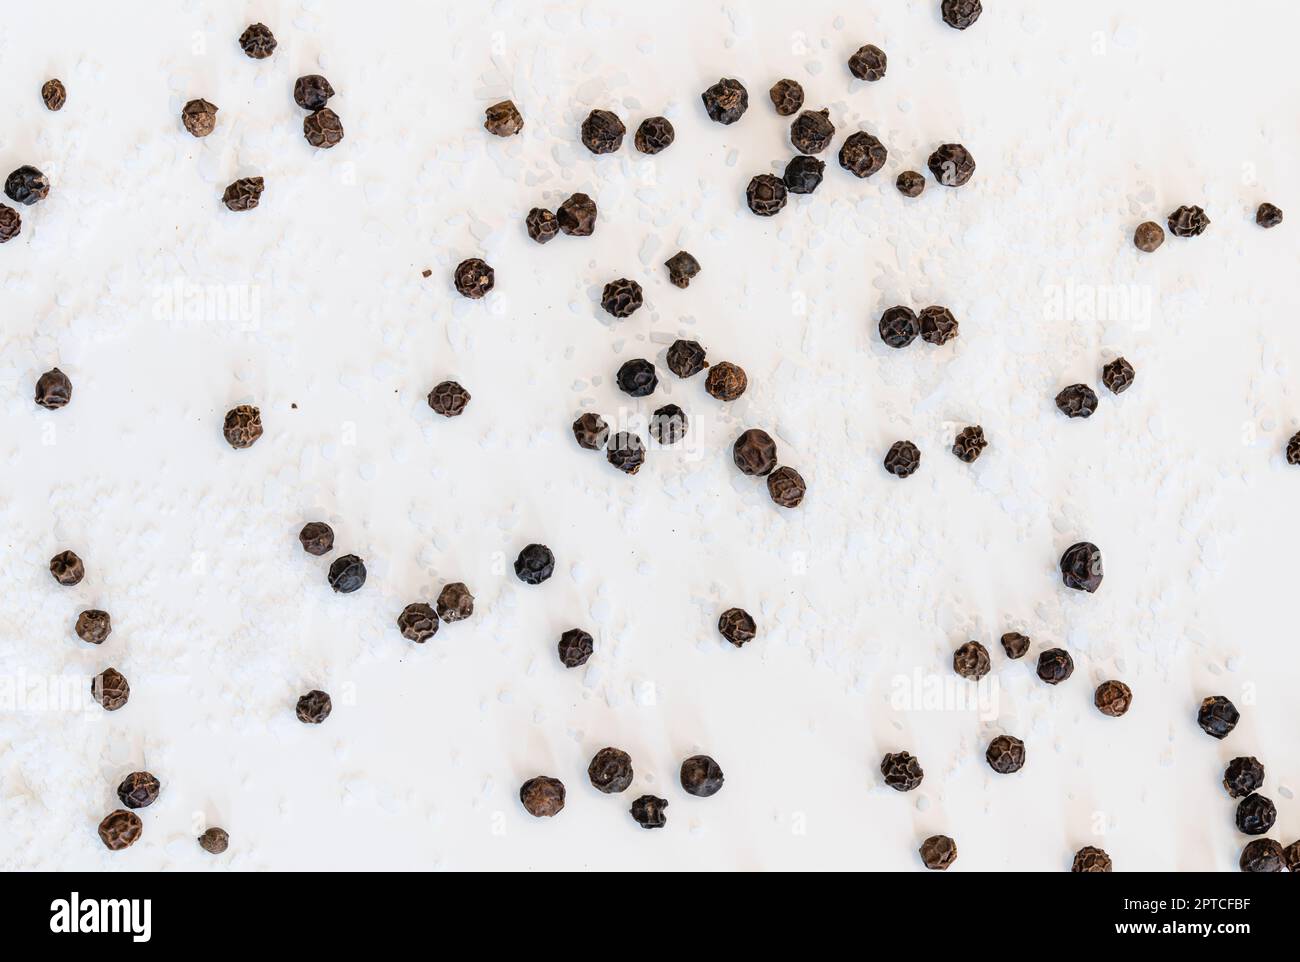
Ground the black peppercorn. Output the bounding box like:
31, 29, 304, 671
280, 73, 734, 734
0, 204, 20, 243
718, 607, 756, 647
1167, 205, 1210, 237
223, 404, 263, 449
985, 735, 1025, 774
666, 339, 708, 378
602, 278, 644, 318
953, 641, 991, 680
428, 380, 471, 417
294, 75, 335, 111
182, 98, 218, 137
580, 109, 625, 154
50, 550, 85, 586
1236, 793, 1277, 836
222, 176, 264, 212
572, 412, 609, 450
839, 131, 887, 178
634, 116, 674, 154
705, 361, 747, 401
98, 810, 142, 851
93, 668, 130, 711
630, 794, 668, 829
1256, 203, 1283, 229
397, 603, 439, 643
927, 143, 975, 187
1102, 357, 1135, 395
1094, 680, 1132, 717
35, 367, 72, 409
745, 173, 788, 216
1055, 383, 1098, 419
514, 543, 555, 585
769, 79, 803, 116
790, 109, 835, 155
520, 776, 565, 817
1285, 841, 1300, 873
295, 690, 332, 724
606, 432, 647, 475
303, 108, 344, 149
918, 306, 959, 345
920, 835, 957, 870
1036, 648, 1074, 685
680, 755, 724, 797
557, 628, 594, 668
881, 751, 924, 792
848, 44, 887, 81
299, 521, 334, 556
238, 22, 276, 59
616, 358, 657, 397
733, 428, 778, 476
896, 170, 925, 198
1223, 757, 1265, 799
650, 404, 688, 445
453, 258, 494, 299
1000, 632, 1029, 659
588, 747, 633, 793
1287, 431, 1300, 465
436, 582, 474, 622
1071, 846, 1112, 873
1059, 541, 1103, 593
1133, 221, 1164, 252
952, 425, 987, 463
5, 165, 49, 206
767, 466, 806, 508
879, 306, 919, 348
117, 771, 161, 809
942, 0, 983, 29
327, 554, 366, 593
76, 609, 111, 645
883, 440, 921, 478
556, 193, 597, 236
483, 100, 523, 137
783, 155, 825, 195
526, 208, 558, 244
701, 78, 748, 124
198, 827, 229, 854
42, 79, 66, 111
664, 251, 700, 288
1239, 838, 1286, 872
1197, 695, 1240, 740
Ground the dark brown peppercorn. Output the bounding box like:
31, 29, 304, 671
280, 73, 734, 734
1223, 757, 1265, 799
879, 306, 919, 348
298, 521, 334, 556
718, 607, 756, 647
117, 771, 161, 809
630, 794, 668, 829
616, 358, 657, 397
483, 99, 523, 137
5, 165, 50, 205
896, 170, 925, 198
1060, 541, 1103, 593
327, 554, 366, 593
666, 339, 708, 378
1287, 431, 1300, 466
733, 428, 778, 477
1000, 632, 1030, 659
1055, 384, 1098, 419
1102, 357, 1135, 394
768, 78, 804, 116
701, 78, 748, 124
680, 755, 724, 797
883, 440, 921, 478
919, 835, 957, 870
1133, 221, 1164, 252
664, 251, 700, 288
1236, 793, 1277, 836
634, 116, 674, 154
295, 690, 332, 724
839, 131, 887, 178
952, 425, 987, 463
848, 44, 887, 81
526, 208, 558, 244
942, 0, 983, 29
1071, 846, 1112, 873
953, 641, 991, 680
453, 258, 494, 299
436, 582, 474, 623
1036, 648, 1074, 685
0, 204, 20, 243
986, 735, 1026, 774
98, 810, 142, 851
783, 155, 825, 194
588, 747, 633, 793
76, 610, 111, 644
1094, 680, 1132, 717
1285, 841, 1300, 873
572, 412, 609, 450
558, 628, 594, 668
397, 603, 439, 643
1239, 838, 1286, 873
650, 405, 688, 446
745, 173, 787, 216
428, 380, 471, 417
520, 776, 565, 817
303, 108, 344, 149
514, 544, 554, 585
181, 98, 218, 137
223, 404, 263, 449
35, 367, 72, 409
556, 193, 597, 236
919, 305, 959, 345
222, 176, 264, 212
1197, 695, 1240, 739
50, 550, 84, 586
606, 432, 646, 475
239, 23, 277, 59
705, 362, 747, 401
294, 75, 335, 111
767, 466, 806, 508
580, 109, 625, 154
1256, 203, 1283, 228
927, 143, 975, 187
881, 751, 924, 792
93, 668, 130, 712
790, 109, 835, 155
42, 78, 66, 111
602, 278, 644, 318
198, 827, 229, 854
1167, 205, 1210, 237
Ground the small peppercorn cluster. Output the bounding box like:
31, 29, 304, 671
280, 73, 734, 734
1054, 357, 1137, 420
1, 76, 62, 244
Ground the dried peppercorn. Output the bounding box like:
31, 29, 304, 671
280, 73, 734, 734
1133, 221, 1164, 252
919, 835, 957, 870
198, 827, 229, 854
630, 794, 668, 829
733, 428, 778, 476
98, 810, 142, 851
5, 166, 50, 205
295, 690, 332, 724
1102, 357, 1135, 394
1236, 794, 1277, 836
556, 193, 597, 236
701, 78, 748, 124
896, 170, 925, 197
839, 131, 887, 178
616, 358, 657, 397
1055, 384, 1098, 419
580, 109, 625, 154
76, 610, 111, 644
848, 44, 887, 81
1288, 431, 1300, 465
783, 155, 825, 195
1036, 648, 1074, 685
298, 521, 334, 556
588, 747, 633, 793
294, 75, 335, 111
1223, 757, 1265, 799
790, 109, 835, 155
1059, 542, 1103, 592
986, 735, 1026, 774
327, 554, 366, 593
942, 0, 983, 29
718, 607, 756, 647
606, 432, 646, 475
453, 257, 494, 299
1094, 680, 1132, 717
239, 23, 277, 58
1071, 846, 1112, 873
514, 543, 555, 585
42, 78, 66, 111
93, 668, 130, 711
1197, 695, 1240, 739
680, 755, 724, 797
223, 404, 263, 449
50, 550, 85, 586
602, 278, 644, 318
483, 99, 523, 137
634, 116, 674, 154
1000, 632, 1029, 659
952, 426, 987, 463
117, 772, 161, 809
572, 412, 609, 450
397, 603, 439, 643
35, 367, 72, 409
879, 306, 919, 348
526, 208, 558, 244
1239, 838, 1286, 872
769, 79, 803, 116
436, 582, 474, 622
650, 405, 688, 445
1285, 841, 1300, 873
881, 751, 924, 792
745, 174, 787, 216
767, 466, 806, 508
883, 440, 921, 478
1168, 205, 1210, 237
667, 339, 708, 378
520, 776, 566, 817
927, 143, 975, 187
428, 380, 471, 417
918, 306, 958, 345
558, 628, 594, 668
0, 204, 20, 243
222, 176, 264, 212
705, 361, 747, 401
303, 108, 344, 148
181, 98, 218, 137
664, 251, 700, 288
1256, 203, 1283, 228
953, 641, 991, 680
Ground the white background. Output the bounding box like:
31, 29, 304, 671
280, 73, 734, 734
2, 0, 1298, 871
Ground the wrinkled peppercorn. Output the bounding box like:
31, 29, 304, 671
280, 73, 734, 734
630, 794, 668, 829
1236, 793, 1277, 836
558, 628, 594, 668
701, 78, 748, 124
98, 810, 142, 851
881, 751, 925, 792
436, 582, 474, 623
42, 79, 66, 111
1256, 203, 1283, 229
884, 440, 921, 478
35, 367, 72, 409
718, 607, 756, 647
588, 747, 633, 793
920, 835, 957, 870
1133, 221, 1164, 252
745, 174, 787, 216
1001, 632, 1029, 659
879, 306, 919, 348
5, 166, 49, 206
767, 466, 806, 508
294, 75, 335, 111
1094, 680, 1132, 717
222, 176, 264, 212
705, 362, 747, 401
117, 771, 161, 809
397, 603, 439, 643
616, 358, 657, 397
1197, 695, 1240, 739
295, 689, 332, 724
514, 544, 555, 585
1055, 384, 1098, 419
839, 131, 887, 178
93, 668, 129, 711
520, 776, 565, 817
1223, 757, 1265, 799
602, 278, 644, 318
927, 143, 975, 187
572, 412, 609, 450
650, 405, 688, 445
1071, 846, 1112, 873
680, 755, 724, 797
634, 116, 674, 154
1059, 541, 1103, 593
919, 306, 959, 345
0, 204, 20, 243
50, 550, 84, 586
848, 44, 887, 81
299, 521, 334, 556
223, 404, 263, 449
76, 610, 111, 645
483, 99, 523, 137
769, 78, 804, 115
198, 827, 229, 854
952, 425, 987, 463
1168, 205, 1210, 237
239, 23, 276, 58
303, 108, 344, 148
181, 98, 218, 137
1036, 648, 1074, 685
556, 193, 597, 236
327, 554, 366, 593
953, 641, 991, 680
986, 735, 1025, 774
1287, 431, 1300, 465
733, 428, 778, 476
428, 380, 471, 417
606, 432, 646, 475
580, 109, 625, 154
790, 109, 835, 155
1239, 838, 1285, 873
1102, 357, 1135, 394
1285, 841, 1300, 873
453, 258, 494, 299
666, 339, 708, 378
783, 154, 825, 194
942, 0, 983, 29
526, 208, 558, 244
664, 251, 700, 288
896, 170, 925, 197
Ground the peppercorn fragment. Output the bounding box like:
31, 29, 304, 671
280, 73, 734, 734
630, 794, 668, 829
397, 603, 439, 643
985, 735, 1025, 774
294, 75, 335, 111
1239, 838, 1285, 872
879, 306, 919, 348
1236, 794, 1277, 836
98, 810, 142, 851
606, 432, 646, 475
666, 339, 708, 378
1256, 203, 1283, 229
556, 193, 597, 236
919, 305, 959, 345
327, 554, 366, 593
223, 404, 263, 449
525, 208, 558, 244
718, 607, 756, 647
93, 668, 130, 711
767, 466, 806, 508
42, 79, 66, 111
602, 278, 644, 318
840, 131, 887, 178
1000, 632, 1030, 659
783, 155, 825, 194
1059, 541, 1103, 592
701, 78, 748, 125
514, 544, 555, 585
50, 550, 84, 586
848, 44, 887, 81
952, 426, 987, 463
769, 79, 804, 116
427, 380, 471, 417
884, 440, 921, 478
615, 359, 657, 397
790, 109, 835, 155
920, 835, 957, 870
680, 755, 724, 797
705, 362, 747, 401
1133, 221, 1164, 252
1036, 648, 1074, 685
1287, 432, 1300, 465
1197, 695, 1240, 740
896, 170, 925, 197
927, 143, 975, 187
239, 23, 277, 59
76, 610, 111, 644
35, 367, 72, 409
580, 109, 625, 154
1223, 757, 1265, 799
733, 428, 778, 476
572, 413, 609, 450
222, 177, 264, 212
198, 827, 229, 854
483, 99, 523, 137
1071, 846, 1112, 873
1168, 205, 1210, 237
650, 405, 688, 445
303, 108, 344, 149
299, 522, 334, 556
436, 582, 474, 623
634, 116, 674, 154
588, 748, 633, 793
0, 204, 20, 243
881, 751, 925, 792
1094, 680, 1132, 717
664, 251, 700, 289
745, 173, 787, 216
1055, 384, 1098, 419
1102, 357, 1135, 394
953, 641, 991, 680
5, 166, 49, 206
295, 690, 332, 724
453, 258, 494, 299
520, 776, 565, 817
117, 772, 161, 810
181, 98, 218, 137
557, 628, 594, 668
